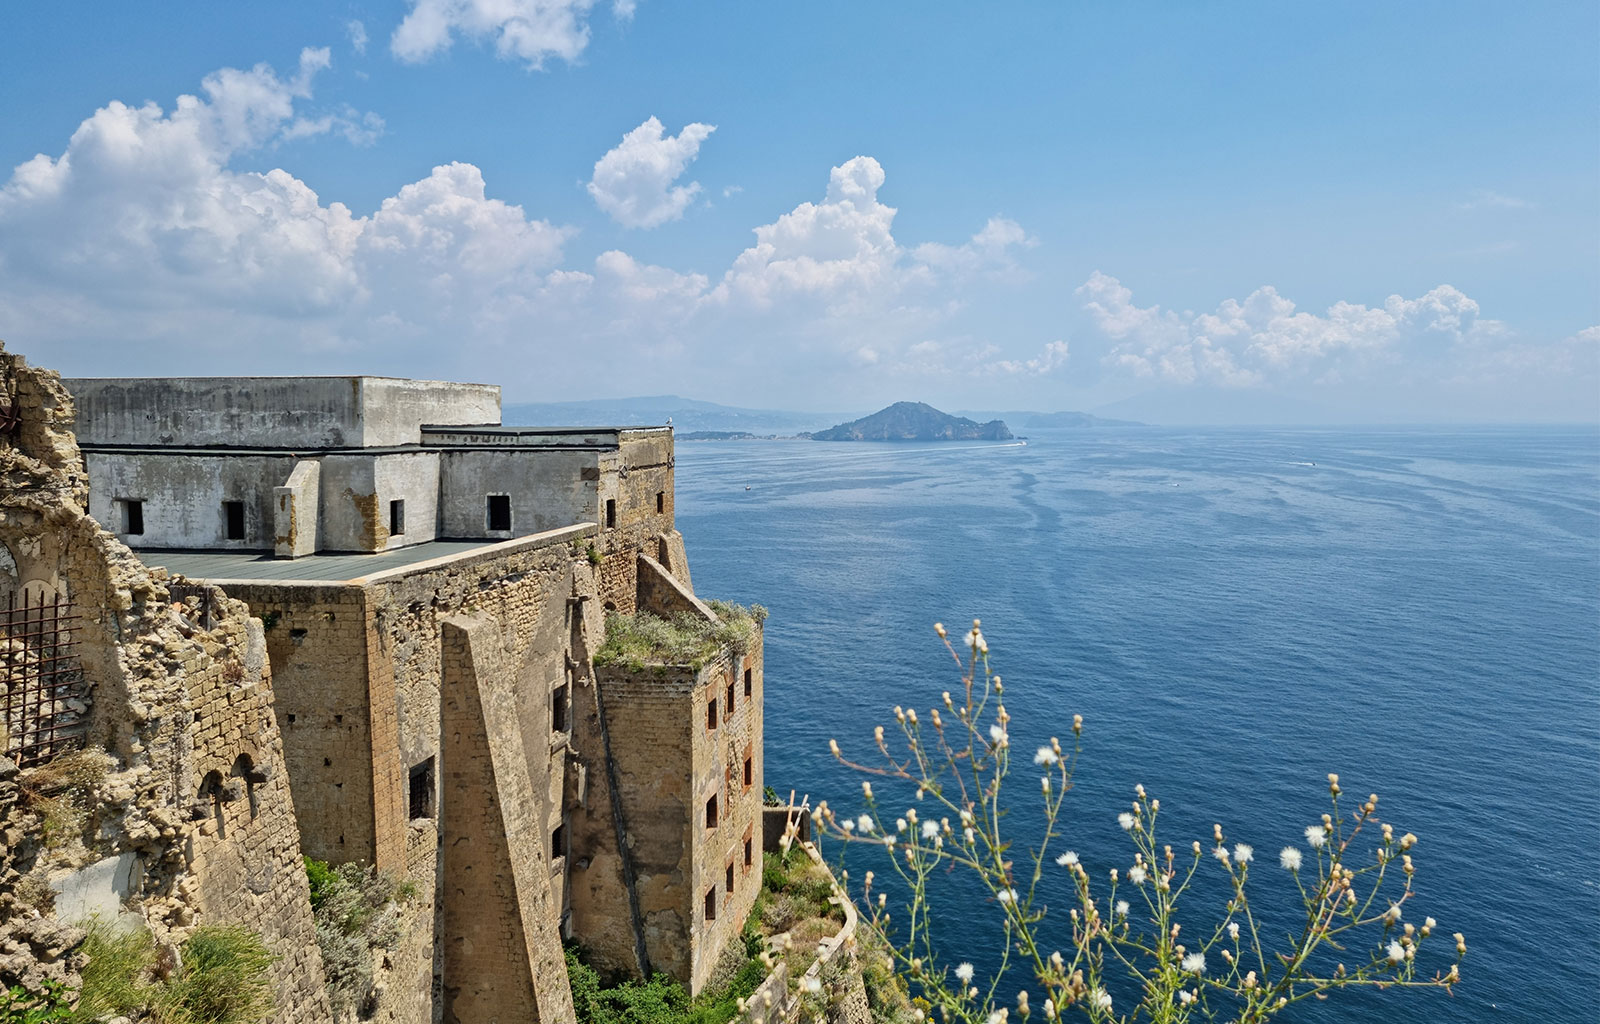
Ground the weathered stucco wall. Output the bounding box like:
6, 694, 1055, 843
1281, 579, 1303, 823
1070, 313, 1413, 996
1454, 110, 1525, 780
437, 448, 599, 539
84, 452, 297, 551
66, 376, 499, 449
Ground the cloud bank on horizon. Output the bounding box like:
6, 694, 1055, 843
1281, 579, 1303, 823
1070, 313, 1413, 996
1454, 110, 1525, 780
0, 14, 1594, 422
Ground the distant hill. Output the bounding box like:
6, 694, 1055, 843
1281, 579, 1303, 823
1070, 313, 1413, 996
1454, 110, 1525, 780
501, 395, 842, 434
812, 402, 1013, 442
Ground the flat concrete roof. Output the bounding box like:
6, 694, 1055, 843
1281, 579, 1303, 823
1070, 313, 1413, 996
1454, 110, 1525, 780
141, 540, 504, 584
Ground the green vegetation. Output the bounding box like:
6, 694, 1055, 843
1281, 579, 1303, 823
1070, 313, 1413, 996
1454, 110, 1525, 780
748, 848, 845, 984
587, 542, 603, 566
17, 751, 108, 853
1, 980, 72, 1023
63, 920, 274, 1024
304, 858, 414, 1019
565, 934, 765, 1024
592, 602, 766, 671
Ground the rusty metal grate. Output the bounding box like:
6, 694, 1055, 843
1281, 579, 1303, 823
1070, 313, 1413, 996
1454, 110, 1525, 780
1, 590, 88, 767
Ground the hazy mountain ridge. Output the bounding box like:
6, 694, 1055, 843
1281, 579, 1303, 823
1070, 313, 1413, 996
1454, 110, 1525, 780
501, 395, 844, 434
811, 402, 1013, 441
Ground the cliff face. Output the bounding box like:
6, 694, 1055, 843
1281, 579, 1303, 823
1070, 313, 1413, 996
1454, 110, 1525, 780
811, 402, 1013, 442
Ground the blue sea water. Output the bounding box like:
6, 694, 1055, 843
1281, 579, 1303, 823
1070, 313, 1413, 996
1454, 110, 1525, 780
674, 426, 1600, 1023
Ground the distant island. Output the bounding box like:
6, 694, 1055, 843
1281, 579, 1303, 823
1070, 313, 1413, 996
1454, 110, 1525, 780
678, 430, 772, 441
811, 402, 1013, 442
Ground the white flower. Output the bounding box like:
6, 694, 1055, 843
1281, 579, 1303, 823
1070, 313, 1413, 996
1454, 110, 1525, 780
989, 724, 1009, 747
802, 975, 822, 994
955, 962, 975, 983
1041, 776, 1051, 794
1115, 900, 1130, 916
1425, 916, 1437, 930
883, 835, 896, 848
922, 821, 939, 840
1227, 922, 1240, 941
1118, 812, 1135, 831
1233, 843, 1253, 864
1213, 846, 1230, 864
997, 887, 1017, 904
1280, 847, 1302, 871
1056, 851, 1079, 867
896, 818, 907, 833
985, 1012, 1006, 1024
1384, 904, 1402, 924
1128, 866, 1147, 884
1181, 952, 1206, 974
1090, 989, 1112, 1011
1034, 746, 1059, 766
1387, 940, 1405, 963
857, 815, 875, 834
964, 828, 976, 844
1178, 989, 1194, 1005
1305, 824, 1326, 848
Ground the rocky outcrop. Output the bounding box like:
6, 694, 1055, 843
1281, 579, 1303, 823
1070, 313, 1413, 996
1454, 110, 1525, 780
811, 402, 1012, 442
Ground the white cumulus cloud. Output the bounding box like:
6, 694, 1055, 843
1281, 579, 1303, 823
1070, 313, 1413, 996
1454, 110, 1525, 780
347, 20, 368, 55
588, 117, 715, 229
391, 0, 619, 69
1080, 272, 1496, 388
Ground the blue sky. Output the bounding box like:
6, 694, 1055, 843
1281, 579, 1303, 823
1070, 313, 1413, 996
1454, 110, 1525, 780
1, 1, 1595, 421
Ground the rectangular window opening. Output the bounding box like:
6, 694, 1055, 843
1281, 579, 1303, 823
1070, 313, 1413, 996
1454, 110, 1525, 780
605, 498, 617, 529
551, 822, 567, 860
704, 887, 717, 923
743, 756, 753, 789
224, 500, 246, 541
705, 793, 718, 830
120, 499, 145, 536
389, 499, 405, 536
726, 680, 735, 716
656, 491, 665, 514
552, 683, 569, 733
744, 836, 753, 869
408, 757, 436, 821
486, 494, 511, 532
726, 862, 735, 896
706, 697, 718, 731
744, 667, 752, 698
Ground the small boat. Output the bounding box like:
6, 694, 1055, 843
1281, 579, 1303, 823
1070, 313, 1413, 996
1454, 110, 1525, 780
745, 485, 752, 491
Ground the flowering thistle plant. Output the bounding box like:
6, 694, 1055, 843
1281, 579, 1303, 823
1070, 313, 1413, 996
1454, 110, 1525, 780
811, 620, 1465, 1023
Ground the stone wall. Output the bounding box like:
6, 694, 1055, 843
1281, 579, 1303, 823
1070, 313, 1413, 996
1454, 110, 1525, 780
0, 343, 330, 1023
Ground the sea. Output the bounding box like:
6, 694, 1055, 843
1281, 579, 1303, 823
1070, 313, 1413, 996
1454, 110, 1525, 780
673, 426, 1600, 1023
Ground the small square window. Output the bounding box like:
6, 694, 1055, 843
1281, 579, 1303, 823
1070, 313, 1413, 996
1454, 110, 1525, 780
705, 793, 718, 830
704, 887, 717, 923
744, 667, 752, 698
656, 491, 665, 514
706, 697, 718, 731
120, 499, 145, 536
224, 500, 246, 541
389, 499, 405, 536
408, 757, 435, 820
487, 494, 511, 532
552, 683, 569, 733
605, 498, 617, 529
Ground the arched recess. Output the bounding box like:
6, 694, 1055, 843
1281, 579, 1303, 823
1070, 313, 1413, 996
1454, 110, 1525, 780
200, 770, 227, 840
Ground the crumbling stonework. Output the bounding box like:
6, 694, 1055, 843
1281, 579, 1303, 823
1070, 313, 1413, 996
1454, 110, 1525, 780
0, 343, 329, 1022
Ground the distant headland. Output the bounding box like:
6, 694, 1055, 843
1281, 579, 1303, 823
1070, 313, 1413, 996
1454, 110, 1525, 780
810, 401, 1014, 442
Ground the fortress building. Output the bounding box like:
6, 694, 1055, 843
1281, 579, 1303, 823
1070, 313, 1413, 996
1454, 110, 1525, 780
1, 357, 764, 1024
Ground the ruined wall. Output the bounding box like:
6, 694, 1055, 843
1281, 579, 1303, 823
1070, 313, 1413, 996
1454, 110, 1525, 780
0, 344, 330, 1023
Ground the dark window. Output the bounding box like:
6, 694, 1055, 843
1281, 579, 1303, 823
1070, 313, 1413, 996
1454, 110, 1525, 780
409, 758, 435, 820
605, 498, 617, 528
201, 770, 226, 840
726, 862, 734, 895
744, 668, 752, 698
704, 887, 717, 922
389, 499, 405, 536
656, 491, 665, 513
121, 499, 144, 535
705, 794, 718, 830
744, 836, 753, 869
707, 697, 718, 731
487, 494, 511, 532
726, 680, 735, 715
552, 683, 569, 733
551, 823, 566, 859
743, 757, 753, 789
224, 500, 245, 540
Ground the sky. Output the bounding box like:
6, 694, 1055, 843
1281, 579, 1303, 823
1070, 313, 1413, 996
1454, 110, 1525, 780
1, 1, 1596, 423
